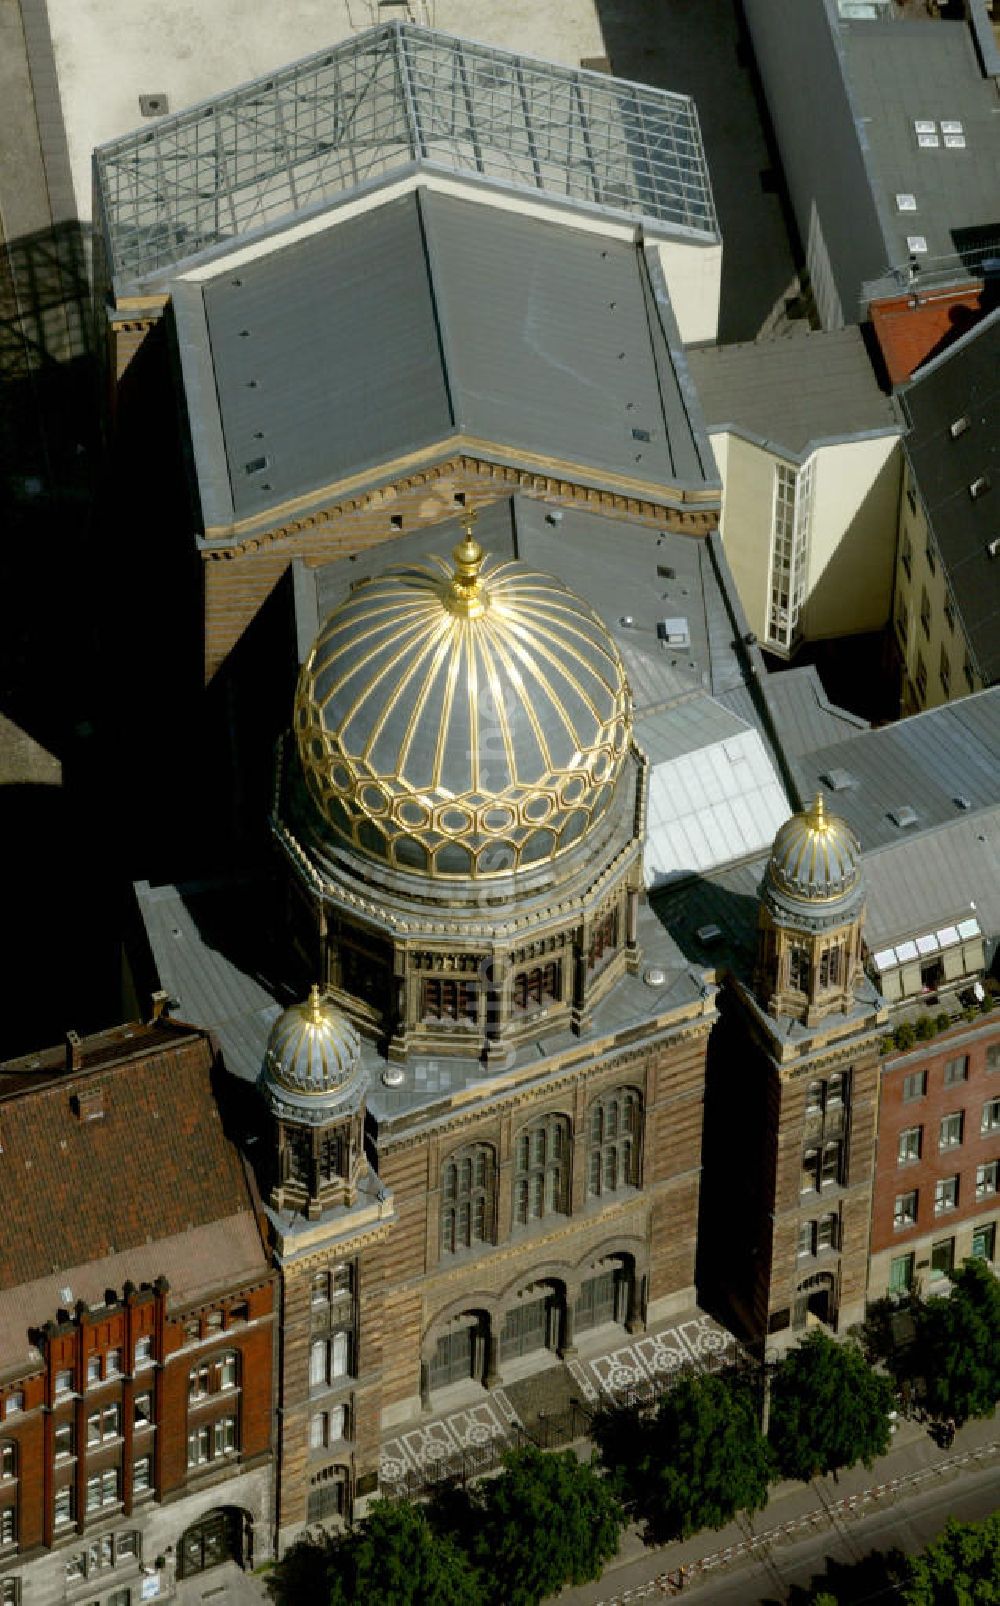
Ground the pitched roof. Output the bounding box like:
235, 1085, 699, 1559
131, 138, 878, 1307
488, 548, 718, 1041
0, 1021, 267, 1297
176, 189, 717, 538
900, 307, 1000, 682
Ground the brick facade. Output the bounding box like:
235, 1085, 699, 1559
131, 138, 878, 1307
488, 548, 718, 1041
870, 1017, 1000, 1297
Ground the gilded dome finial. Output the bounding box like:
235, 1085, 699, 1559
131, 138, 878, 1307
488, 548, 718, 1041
808, 792, 827, 832
449, 505, 487, 618
307, 983, 324, 1024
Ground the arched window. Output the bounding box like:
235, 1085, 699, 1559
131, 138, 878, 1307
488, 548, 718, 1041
587, 1088, 641, 1197
511, 963, 561, 1013
819, 945, 843, 989
440, 1144, 496, 1254
318, 1133, 343, 1181
285, 1128, 312, 1182
514, 1115, 570, 1225
789, 944, 811, 993
587, 909, 618, 972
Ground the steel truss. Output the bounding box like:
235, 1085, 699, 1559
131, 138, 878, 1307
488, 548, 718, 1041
94, 22, 717, 287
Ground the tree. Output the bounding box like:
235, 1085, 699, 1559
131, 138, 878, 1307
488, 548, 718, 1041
910, 1257, 1000, 1424
595, 1369, 772, 1544
267, 1499, 481, 1606
468, 1445, 625, 1605
768, 1330, 894, 1482
900, 1513, 1000, 1605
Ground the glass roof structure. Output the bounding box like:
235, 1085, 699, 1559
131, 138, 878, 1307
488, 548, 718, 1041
94, 21, 718, 288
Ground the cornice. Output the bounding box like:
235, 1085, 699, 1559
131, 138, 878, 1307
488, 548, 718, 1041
201, 451, 718, 559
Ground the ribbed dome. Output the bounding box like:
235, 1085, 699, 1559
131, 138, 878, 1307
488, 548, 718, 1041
294, 522, 633, 880
767, 794, 861, 904
258, 987, 364, 1123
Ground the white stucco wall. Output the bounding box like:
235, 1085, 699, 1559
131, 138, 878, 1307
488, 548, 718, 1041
652, 238, 722, 345
802, 433, 901, 641
710, 428, 901, 652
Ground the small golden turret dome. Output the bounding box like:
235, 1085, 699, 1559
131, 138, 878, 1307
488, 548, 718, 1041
767, 793, 861, 905
258, 986, 364, 1123
294, 509, 633, 880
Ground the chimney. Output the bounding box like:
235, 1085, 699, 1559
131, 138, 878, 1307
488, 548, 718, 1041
65, 1030, 82, 1072
150, 990, 170, 1023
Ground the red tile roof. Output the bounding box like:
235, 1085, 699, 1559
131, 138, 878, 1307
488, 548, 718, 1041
0, 1022, 266, 1295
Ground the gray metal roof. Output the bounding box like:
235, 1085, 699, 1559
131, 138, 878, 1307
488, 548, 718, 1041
840, 14, 1000, 292
95, 20, 717, 291
687, 328, 899, 457
311, 496, 741, 710
134, 875, 708, 1122
900, 306, 1000, 683
860, 806, 1000, 951
792, 688, 1000, 851
175, 189, 716, 536
133, 878, 284, 1078
719, 666, 869, 760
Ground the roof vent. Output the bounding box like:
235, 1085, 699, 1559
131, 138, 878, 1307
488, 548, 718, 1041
696, 923, 723, 946
544, 510, 563, 526
643, 966, 667, 987
381, 1066, 405, 1088
59, 1286, 73, 1305
954, 795, 972, 810
656, 564, 676, 580
657, 617, 690, 646
619, 615, 635, 628
889, 805, 918, 829
987, 539, 1000, 559
969, 475, 991, 499
895, 193, 917, 212
138, 93, 169, 117
821, 768, 857, 792
74, 1087, 104, 1122
949, 415, 970, 439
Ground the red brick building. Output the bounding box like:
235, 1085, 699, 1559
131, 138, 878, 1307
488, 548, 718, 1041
0, 1020, 276, 1604
870, 1018, 1000, 1297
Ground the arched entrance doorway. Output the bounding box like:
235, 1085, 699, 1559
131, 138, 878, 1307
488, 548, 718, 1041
427, 1310, 491, 1395
499, 1280, 566, 1365
573, 1255, 636, 1336
177, 1508, 251, 1579
795, 1271, 837, 1330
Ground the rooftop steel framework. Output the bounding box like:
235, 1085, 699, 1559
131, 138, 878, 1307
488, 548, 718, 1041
94, 22, 717, 288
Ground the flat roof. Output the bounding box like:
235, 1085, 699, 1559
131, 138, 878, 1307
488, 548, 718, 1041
93, 20, 717, 288
174, 190, 717, 537
45, 0, 608, 227
840, 15, 1000, 292
687, 327, 899, 457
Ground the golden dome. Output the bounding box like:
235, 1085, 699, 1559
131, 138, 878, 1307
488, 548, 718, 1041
259, 986, 364, 1123
767, 793, 861, 905
294, 517, 633, 879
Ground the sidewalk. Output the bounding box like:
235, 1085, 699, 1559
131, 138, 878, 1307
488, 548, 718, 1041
561, 1411, 1000, 1603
